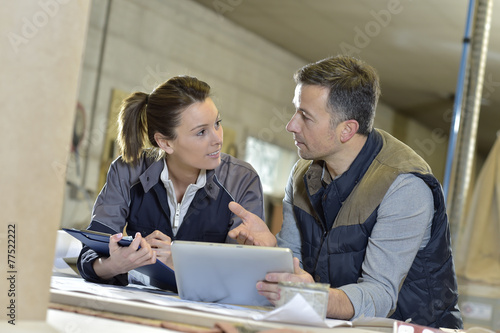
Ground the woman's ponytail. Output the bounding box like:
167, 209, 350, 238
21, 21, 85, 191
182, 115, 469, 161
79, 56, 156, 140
117, 92, 149, 164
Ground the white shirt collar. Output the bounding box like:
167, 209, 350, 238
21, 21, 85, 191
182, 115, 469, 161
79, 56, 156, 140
160, 159, 207, 236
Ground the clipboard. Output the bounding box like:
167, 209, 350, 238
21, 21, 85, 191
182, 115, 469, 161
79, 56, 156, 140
63, 228, 177, 293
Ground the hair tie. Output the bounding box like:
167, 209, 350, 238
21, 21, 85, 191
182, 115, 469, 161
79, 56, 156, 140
145, 94, 149, 104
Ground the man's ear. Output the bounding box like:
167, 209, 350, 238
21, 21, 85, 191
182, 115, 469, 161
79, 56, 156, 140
340, 120, 359, 143
154, 132, 174, 154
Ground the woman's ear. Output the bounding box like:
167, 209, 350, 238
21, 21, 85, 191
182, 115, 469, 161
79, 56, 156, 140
340, 120, 360, 143
154, 132, 174, 154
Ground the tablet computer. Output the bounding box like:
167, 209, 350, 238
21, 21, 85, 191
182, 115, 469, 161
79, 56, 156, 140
63, 228, 177, 292
171, 240, 294, 306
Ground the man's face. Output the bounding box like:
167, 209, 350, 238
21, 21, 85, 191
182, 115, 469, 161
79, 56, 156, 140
286, 84, 341, 161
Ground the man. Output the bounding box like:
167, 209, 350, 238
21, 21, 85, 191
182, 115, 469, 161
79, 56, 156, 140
228, 55, 463, 329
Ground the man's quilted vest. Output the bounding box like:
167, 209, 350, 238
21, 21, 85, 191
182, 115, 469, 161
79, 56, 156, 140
292, 129, 462, 328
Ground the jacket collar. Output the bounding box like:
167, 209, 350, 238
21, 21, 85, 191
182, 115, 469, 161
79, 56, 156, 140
305, 130, 383, 199
139, 158, 219, 199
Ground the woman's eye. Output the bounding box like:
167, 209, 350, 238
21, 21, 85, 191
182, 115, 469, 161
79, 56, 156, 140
215, 119, 222, 128
197, 129, 206, 136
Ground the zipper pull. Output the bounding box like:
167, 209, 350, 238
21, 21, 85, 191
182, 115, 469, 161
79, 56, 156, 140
173, 203, 181, 233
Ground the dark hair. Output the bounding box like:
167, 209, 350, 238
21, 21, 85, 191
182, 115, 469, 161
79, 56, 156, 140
293, 55, 381, 135
117, 75, 211, 164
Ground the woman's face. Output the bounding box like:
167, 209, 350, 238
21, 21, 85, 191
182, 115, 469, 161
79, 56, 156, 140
166, 97, 223, 172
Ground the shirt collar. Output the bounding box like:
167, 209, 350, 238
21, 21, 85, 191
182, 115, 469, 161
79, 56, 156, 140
328, 130, 382, 201
306, 130, 383, 198
160, 159, 207, 192
321, 162, 333, 186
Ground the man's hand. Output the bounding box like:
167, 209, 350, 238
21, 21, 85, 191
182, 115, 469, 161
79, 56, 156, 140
256, 257, 315, 304
145, 230, 173, 269
257, 257, 355, 320
228, 201, 277, 247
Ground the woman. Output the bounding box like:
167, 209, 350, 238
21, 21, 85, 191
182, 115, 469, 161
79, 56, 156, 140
77, 76, 264, 286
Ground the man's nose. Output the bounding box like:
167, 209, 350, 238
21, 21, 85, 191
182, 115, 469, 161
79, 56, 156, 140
286, 113, 298, 133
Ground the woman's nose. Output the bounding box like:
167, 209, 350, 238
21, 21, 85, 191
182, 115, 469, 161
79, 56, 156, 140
214, 127, 223, 145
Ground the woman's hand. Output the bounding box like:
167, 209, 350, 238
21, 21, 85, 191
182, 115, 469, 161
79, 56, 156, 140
145, 230, 174, 269
93, 232, 156, 280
